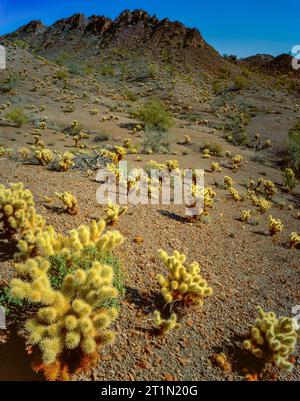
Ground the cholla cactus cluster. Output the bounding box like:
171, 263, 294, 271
18, 147, 30, 160
184, 135, 191, 145
157, 250, 213, 306
244, 307, 297, 370
17, 219, 124, 261
35, 149, 53, 166
283, 168, 296, 193
10, 256, 119, 365
268, 215, 284, 236
232, 155, 243, 172
248, 178, 277, 199
289, 232, 300, 249
166, 159, 179, 172
229, 187, 242, 202
0, 182, 45, 238
104, 202, 128, 226
240, 210, 251, 222
224, 176, 234, 189
99, 149, 118, 165
113, 146, 126, 161
248, 191, 272, 214
0, 146, 11, 157
153, 311, 180, 335
211, 162, 222, 172
58, 152, 74, 172
187, 185, 216, 217
56, 192, 78, 215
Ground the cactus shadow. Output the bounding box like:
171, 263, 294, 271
218, 334, 266, 378
43, 204, 65, 214
125, 287, 164, 314
252, 230, 269, 236
0, 232, 18, 262
0, 326, 44, 381
158, 210, 187, 224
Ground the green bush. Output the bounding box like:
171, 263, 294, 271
234, 75, 250, 90
13, 39, 28, 49
147, 63, 158, 79
54, 70, 69, 80
100, 64, 115, 77
142, 128, 170, 154
93, 132, 111, 142
287, 122, 300, 174
201, 142, 224, 157
135, 100, 174, 132
123, 88, 138, 102
5, 108, 28, 127
0, 73, 17, 93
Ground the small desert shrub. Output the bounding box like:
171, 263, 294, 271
0, 73, 18, 93
142, 128, 170, 154
54, 70, 69, 80
5, 108, 28, 127
93, 132, 111, 142
288, 125, 300, 173
13, 39, 28, 49
100, 64, 115, 76
123, 88, 138, 102
283, 168, 296, 192
234, 75, 250, 90
134, 100, 174, 132
147, 63, 158, 79
201, 142, 224, 157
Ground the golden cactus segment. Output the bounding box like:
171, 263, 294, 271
35, 148, 53, 166
58, 152, 74, 172
0, 182, 45, 238
153, 311, 181, 335
243, 307, 297, 371
17, 219, 124, 260
104, 202, 128, 226
157, 249, 213, 306
10, 257, 119, 365
55, 192, 78, 215
289, 232, 300, 249
268, 215, 284, 236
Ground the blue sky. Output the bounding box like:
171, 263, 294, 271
0, 0, 299, 57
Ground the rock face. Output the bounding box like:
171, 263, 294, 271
1, 9, 217, 58
242, 53, 296, 75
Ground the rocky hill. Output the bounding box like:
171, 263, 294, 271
0, 9, 231, 73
